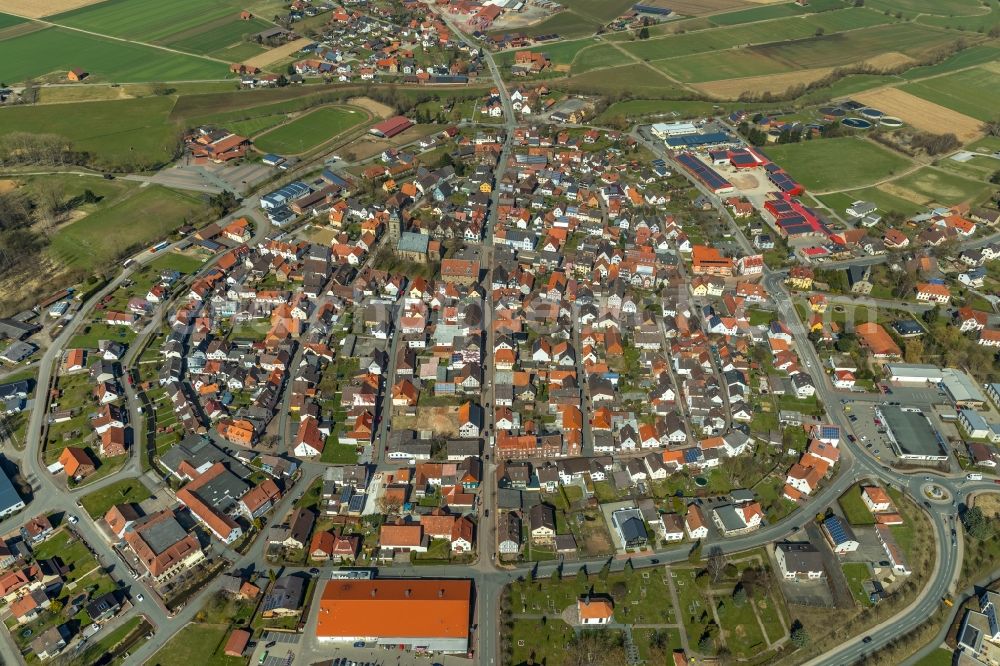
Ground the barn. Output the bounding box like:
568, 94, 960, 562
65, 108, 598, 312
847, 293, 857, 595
369, 116, 414, 139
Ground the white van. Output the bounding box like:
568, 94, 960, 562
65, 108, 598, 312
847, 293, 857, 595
967, 472, 984, 481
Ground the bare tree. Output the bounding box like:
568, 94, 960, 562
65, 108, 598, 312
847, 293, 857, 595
707, 546, 727, 583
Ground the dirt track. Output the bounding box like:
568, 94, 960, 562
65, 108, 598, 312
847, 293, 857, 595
853, 87, 983, 142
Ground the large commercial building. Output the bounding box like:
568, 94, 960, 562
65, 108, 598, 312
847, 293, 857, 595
878, 406, 948, 462
315, 579, 471, 654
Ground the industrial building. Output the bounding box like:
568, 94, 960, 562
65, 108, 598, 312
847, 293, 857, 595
315, 579, 471, 654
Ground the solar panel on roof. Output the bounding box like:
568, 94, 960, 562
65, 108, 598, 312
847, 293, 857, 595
821, 426, 840, 438
824, 516, 850, 543
348, 495, 365, 512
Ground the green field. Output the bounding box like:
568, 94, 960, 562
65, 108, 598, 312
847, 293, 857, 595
708, 2, 814, 25
510, 10, 602, 38
571, 43, 634, 73
842, 562, 874, 607
803, 7, 896, 32
657, 23, 961, 82
50, 0, 246, 42
150, 623, 245, 666
0, 27, 227, 84
899, 45, 1000, 80
0, 96, 179, 169
837, 485, 877, 525
49, 185, 203, 268
885, 166, 992, 206
253, 106, 366, 154
799, 73, 902, 104
708, 0, 847, 25
620, 17, 819, 62
866, 0, 986, 16
505, 37, 598, 67
916, 6, 1000, 32
818, 186, 926, 217
163, 16, 272, 57
510, 0, 634, 37
902, 67, 1000, 121
0, 11, 25, 28
563, 62, 686, 97
761, 137, 912, 192
80, 478, 152, 519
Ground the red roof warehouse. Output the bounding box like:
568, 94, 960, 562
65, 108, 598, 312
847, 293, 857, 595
369, 116, 414, 139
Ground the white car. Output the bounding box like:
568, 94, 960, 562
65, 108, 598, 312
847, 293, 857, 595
68, 515, 78, 525
136, 593, 144, 602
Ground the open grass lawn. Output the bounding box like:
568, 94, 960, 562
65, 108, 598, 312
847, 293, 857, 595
760, 138, 911, 192
147, 251, 205, 274
0, 96, 179, 169
495, 37, 597, 68
570, 43, 633, 73
914, 648, 961, 666
655, 48, 791, 82
817, 186, 926, 217
902, 67, 1000, 121
883, 166, 992, 206
253, 106, 366, 154
509, 618, 575, 665
937, 155, 1000, 181
799, 73, 902, 104
563, 62, 686, 97
150, 622, 245, 666
50, 185, 203, 269
80, 478, 152, 519
33, 530, 101, 583
716, 596, 766, 657
169, 85, 353, 123
319, 439, 359, 464
900, 44, 1000, 80
842, 562, 874, 607
50, 0, 245, 43
632, 627, 683, 661
510, 567, 674, 625
510, 10, 601, 39
0, 27, 227, 84
755, 589, 788, 644
68, 321, 136, 349
838, 484, 876, 525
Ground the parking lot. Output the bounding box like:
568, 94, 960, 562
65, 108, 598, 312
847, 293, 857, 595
254, 632, 301, 666
843, 402, 899, 466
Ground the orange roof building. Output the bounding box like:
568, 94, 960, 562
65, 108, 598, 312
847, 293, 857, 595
59, 446, 95, 479
315, 579, 471, 652
855, 322, 902, 359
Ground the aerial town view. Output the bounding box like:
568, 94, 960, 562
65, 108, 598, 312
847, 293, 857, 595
1, 0, 1000, 664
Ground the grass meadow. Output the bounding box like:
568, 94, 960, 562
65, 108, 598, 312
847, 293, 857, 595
48, 185, 203, 269
0, 27, 227, 83
761, 137, 912, 192
251, 106, 367, 154
902, 67, 1000, 121
0, 96, 180, 168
